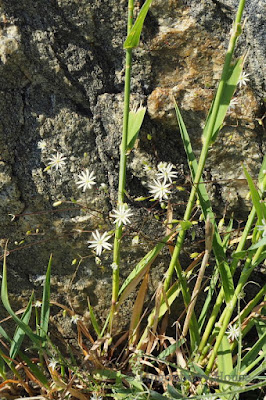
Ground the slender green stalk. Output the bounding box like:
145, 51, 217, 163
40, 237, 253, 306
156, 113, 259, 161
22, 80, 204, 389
109, 0, 134, 332
161, 0, 246, 346
241, 353, 266, 376
164, 0, 246, 294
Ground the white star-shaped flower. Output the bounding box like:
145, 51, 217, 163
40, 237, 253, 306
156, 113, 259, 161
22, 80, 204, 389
226, 324, 240, 341
238, 71, 250, 88
76, 169, 96, 191
110, 204, 133, 226
227, 97, 239, 112
37, 140, 47, 150
148, 179, 171, 201
48, 358, 58, 371
88, 230, 112, 256
131, 101, 145, 114
257, 218, 266, 237
71, 314, 80, 324
156, 162, 178, 183
48, 152, 67, 170
90, 394, 102, 400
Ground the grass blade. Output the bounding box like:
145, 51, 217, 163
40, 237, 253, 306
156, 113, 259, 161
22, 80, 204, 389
248, 236, 266, 250
1, 245, 43, 346
40, 254, 52, 341
10, 292, 34, 359
118, 234, 170, 305
157, 339, 186, 360
124, 0, 153, 49
258, 154, 266, 192
254, 308, 266, 354
238, 329, 266, 374
217, 334, 234, 395
18, 351, 49, 388
202, 57, 243, 145
87, 296, 101, 337
243, 164, 265, 223
175, 101, 234, 303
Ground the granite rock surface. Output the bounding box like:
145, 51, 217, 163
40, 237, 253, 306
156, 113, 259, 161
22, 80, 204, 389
0, 0, 264, 329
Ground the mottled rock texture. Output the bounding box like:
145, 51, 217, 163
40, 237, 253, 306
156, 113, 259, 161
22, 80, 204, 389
0, 0, 265, 327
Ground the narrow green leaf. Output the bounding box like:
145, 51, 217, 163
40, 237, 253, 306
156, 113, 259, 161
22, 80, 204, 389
1, 248, 43, 346
10, 292, 33, 359
255, 312, 266, 354
248, 237, 266, 250
238, 330, 266, 373
222, 217, 234, 250
258, 155, 266, 192
217, 335, 234, 394
243, 164, 264, 223
198, 268, 219, 331
167, 384, 185, 398
149, 390, 171, 400
94, 369, 126, 381
175, 101, 234, 303
18, 351, 49, 388
202, 57, 243, 145
87, 297, 101, 337
0, 354, 6, 379
0, 324, 11, 342
233, 250, 248, 259
127, 106, 146, 150
40, 254, 52, 341
124, 0, 153, 49
157, 339, 186, 360
218, 334, 234, 375
118, 234, 169, 302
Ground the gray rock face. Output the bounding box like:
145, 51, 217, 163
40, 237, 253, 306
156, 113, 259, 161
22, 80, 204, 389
0, 0, 265, 324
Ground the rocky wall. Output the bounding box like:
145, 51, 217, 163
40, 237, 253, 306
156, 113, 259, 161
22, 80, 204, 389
0, 0, 265, 328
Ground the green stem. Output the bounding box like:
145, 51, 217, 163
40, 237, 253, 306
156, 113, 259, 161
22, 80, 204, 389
109, 0, 134, 332
241, 352, 266, 376
171, 0, 246, 353
163, 0, 246, 307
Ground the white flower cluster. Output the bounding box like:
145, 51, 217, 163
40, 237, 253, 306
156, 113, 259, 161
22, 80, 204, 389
38, 143, 97, 190
148, 162, 177, 202
38, 144, 138, 257
38, 148, 178, 258
88, 203, 135, 256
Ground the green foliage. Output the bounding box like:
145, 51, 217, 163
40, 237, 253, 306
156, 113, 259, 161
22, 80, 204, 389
202, 57, 244, 145
243, 164, 266, 223
127, 105, 146, 151
40, 254, 52, 341
1, 246, 43, 347
124, 0, 153, 49
217, 335, 234, 398
9, 291, 34, 359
